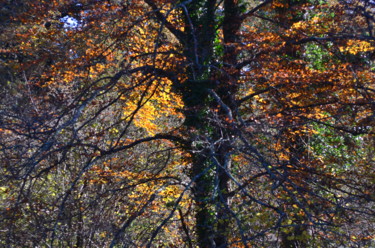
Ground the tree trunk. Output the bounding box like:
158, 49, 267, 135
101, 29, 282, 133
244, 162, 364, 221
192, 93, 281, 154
179, 1, 242, 247
191, 152, 216, 247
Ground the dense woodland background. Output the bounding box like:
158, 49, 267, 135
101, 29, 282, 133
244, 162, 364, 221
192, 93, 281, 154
0, 0, 374, 247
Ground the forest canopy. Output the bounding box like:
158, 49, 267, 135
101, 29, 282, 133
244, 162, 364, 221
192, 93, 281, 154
0, 0, 374, 247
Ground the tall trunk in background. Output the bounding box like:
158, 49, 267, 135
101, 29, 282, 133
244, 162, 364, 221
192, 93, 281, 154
213, 1, 242, 247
